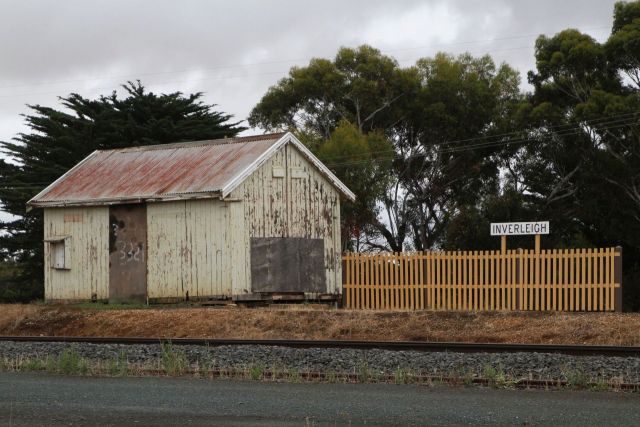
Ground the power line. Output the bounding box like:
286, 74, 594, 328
322, 119, 638, 169
2, 112, 635, 191
337, 119, 637, 167
316, 112, 640, 163
1, 118, 637, 191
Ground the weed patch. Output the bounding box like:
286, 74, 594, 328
249, 364, 264, 380
57, 347, 89, 375
482, 365, 513, 388
161, 341, 189, 376
107, 351, 128, 376
564, 367, 590, 389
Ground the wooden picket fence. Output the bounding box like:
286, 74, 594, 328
342, 248, 622, 311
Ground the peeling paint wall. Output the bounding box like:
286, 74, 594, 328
44, 207, 109, 300
147, 199, 235, 298
231, 142, 342, 294
43, 141, 343, 301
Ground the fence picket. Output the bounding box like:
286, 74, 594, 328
407, 254, 414, 310
470, 252, 474, 310
609, 248, 615, 311
342, 247, 620, 312
598, 249, 604, 311
384, 252, 390, 310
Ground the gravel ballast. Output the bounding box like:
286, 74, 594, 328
1, 341, 639, 383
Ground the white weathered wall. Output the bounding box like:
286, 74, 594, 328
44, 142, 343, 301
147, 198, 236, 299
231, 142, 342, 294
43, 207, 109, 300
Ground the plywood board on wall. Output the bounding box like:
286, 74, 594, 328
250, 237, 325, 292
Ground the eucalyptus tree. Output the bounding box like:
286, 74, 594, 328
512, 0, 640, 308
251, 46, 522, 252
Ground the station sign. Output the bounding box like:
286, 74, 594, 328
490, 221, 549, 236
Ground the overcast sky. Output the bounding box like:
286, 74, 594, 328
0, 0, 620, 220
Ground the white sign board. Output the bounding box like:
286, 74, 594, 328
490, 221, 549, 236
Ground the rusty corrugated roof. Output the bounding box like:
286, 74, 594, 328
28, 133, 287, 207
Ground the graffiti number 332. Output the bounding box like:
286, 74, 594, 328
116, 241, 144, 265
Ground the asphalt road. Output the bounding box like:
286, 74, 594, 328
1, 373, 639, 426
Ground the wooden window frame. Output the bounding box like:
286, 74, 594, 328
46, 236, 71, 270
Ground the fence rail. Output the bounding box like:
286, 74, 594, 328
342, 247, 622, 311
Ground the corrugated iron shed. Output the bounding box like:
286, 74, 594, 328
28, 133, 287, 207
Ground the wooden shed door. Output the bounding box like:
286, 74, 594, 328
109, 204, 147, 303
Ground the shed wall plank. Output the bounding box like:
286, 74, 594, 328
231, 142, 342, 294
147, 199, 232, 298
44, 207, 109, 300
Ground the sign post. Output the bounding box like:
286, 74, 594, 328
490, 221, 549, 253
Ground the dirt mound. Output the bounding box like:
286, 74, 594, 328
0, 304, 638, 346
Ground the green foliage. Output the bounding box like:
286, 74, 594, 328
397, 52, 521, 251
356, 360, 372, 382
590, 378, 611, 391
45, 355, 57, 372
286, 368, 300, 383
21, 358, 45, 372
393, 367, 415, 384
482, 365, 511, 388
325, 369, 339, 383
608, 1, 640, 87
251, 46, 521, 252
0, 260, 26, 302
249, 364, 265, 380
442, 189, 562, 250
161, 341, 189, 376
529, 29, 608, 102
249, 45, 408, 138
57, 347, 89, 375
563, 368, 590, 389
512, 0, 640, 308
107, 351, 129, 376
313, 121, 393, 249
0, 81, 244, 302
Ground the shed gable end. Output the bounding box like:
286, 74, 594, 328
231, 142, 342, 294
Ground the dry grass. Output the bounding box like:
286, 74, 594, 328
0, 304, 639, 346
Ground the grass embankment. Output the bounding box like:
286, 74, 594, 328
0, 304, 639, 345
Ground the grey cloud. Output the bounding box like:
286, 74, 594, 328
0, 0, 620, 221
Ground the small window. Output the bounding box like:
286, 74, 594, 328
47, 236, 70, 270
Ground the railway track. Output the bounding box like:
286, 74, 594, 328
1, 336, 639, 357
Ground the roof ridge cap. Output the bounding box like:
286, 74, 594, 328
101, 132, 288, 153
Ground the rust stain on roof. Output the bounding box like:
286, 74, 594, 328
29, 132, 286, 206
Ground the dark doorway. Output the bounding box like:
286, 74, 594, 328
109, 204, 147, 303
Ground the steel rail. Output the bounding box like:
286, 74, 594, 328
1, 336, 639, 357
